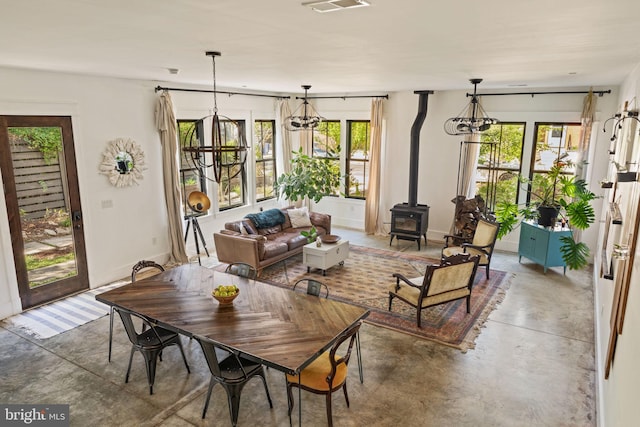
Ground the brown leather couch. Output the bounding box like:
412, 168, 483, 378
213, 207, 331, 273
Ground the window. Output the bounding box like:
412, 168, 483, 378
346, 120, 370, 199
476, 122, 525, 210
217, 120, 247, 211
528, 122, 581, 204
312, 120, 341, 196
178, 119, 206, 216
254, 120, 276, 201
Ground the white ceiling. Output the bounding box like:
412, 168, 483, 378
2, 0, 640, 94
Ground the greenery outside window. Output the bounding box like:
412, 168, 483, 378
476, 122, 525, 211
178, 120, 206, 216
218, 120, 247, 211
528, 123, 581, 205
254, 120, 276, 202
312, 120, 341, 196
345, 120, 370, 199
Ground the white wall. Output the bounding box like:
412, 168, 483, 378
595, 62, 640, 427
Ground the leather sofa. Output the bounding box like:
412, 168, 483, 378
213, 207, 331, 273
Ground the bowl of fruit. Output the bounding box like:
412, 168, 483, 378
212, 285, 240, 305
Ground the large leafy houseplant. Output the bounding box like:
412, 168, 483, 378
495, 159, 597, 270
276, 147, 342, 205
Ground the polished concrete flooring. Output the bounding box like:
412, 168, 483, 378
0, 227, 596, 426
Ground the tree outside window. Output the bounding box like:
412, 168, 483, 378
312, 120, 341, 196
346, 120, 370, 199
476, 122, 525, 211
528, 123, 581, 204
217, 120, 246, 210
254, 120, 276, 202
178, 120, 206, 216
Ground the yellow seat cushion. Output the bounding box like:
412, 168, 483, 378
286, 351, 347, 391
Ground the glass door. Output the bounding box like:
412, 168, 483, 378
0, 116, 88, 309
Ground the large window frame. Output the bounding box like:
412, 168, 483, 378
177, 119, 207, 217
476, 122, 526, 211
254, 119, 276, 202
217, 119, 247, 211
527, 122, 581, 205
345, 120, 371, 199
312, 120, 341, 197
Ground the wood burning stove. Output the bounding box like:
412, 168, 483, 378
390, 90, 433, 250
390, 203, 429, 250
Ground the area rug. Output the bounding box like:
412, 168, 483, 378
221, 245, 511, 352
1, 281, 127, 339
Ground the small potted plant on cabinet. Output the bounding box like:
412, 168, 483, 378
495, 159, 598, 270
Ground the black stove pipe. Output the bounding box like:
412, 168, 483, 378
408, 90, 434, 207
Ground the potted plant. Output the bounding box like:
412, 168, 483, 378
495, 159, 597, 270
300, 226, 318, 243
275, 147, 343, 206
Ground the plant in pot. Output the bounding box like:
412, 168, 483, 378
276, 147, 343, 243
495, 159, 598, 270
275, 147, 343, 206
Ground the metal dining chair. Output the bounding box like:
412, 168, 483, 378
116, 306, 190, 395
292, 279, 364, 384
285, 321, 361, 427
194, 335, 272, 426
108, 260, 165, 362
225, 262, 257, 280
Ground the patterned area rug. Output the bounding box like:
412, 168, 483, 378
233, 245, 512, 352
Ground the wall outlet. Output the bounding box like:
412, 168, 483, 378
101, 199, 113, 209
152, 237, 157, 246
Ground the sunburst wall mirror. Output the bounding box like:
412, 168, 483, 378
99, 137, 146, 187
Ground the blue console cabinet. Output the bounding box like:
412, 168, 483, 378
518, 221, 572, 273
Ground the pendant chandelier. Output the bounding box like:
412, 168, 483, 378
183, 51, 247, 183
284, 85, 324, 131
444, 78, 499, 136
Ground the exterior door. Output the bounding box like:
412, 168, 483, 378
0, 115, 88, 309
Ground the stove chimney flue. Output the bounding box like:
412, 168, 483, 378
408, 90, 433, 207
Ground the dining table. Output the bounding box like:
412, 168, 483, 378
96, 263, 369, 425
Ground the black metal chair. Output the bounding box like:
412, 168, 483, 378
285, 321, 361, 427
225, 262, 257, 280
292, 279, 363, 384
195, 336, 273, 426
108, 260, 165, 362
131, 260, 165, 282
116, 306, 190, 395
292, 278, 329, 298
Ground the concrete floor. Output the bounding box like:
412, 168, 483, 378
0, 226, 595, 426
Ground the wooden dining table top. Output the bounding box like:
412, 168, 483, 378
96, 264, 369, 374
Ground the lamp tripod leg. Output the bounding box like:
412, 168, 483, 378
191, 218, 202, 266
193, 218, 210, 257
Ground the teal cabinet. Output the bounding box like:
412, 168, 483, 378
518, 221, 572, 273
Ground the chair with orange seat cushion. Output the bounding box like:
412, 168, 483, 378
285, 321, 361, 427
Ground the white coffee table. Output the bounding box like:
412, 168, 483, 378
302, 239, 349, 276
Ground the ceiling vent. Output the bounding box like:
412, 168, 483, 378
303, 0, 370, 13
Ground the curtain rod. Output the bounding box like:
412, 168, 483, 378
154, 85, 290, 99
466, 89, 611, 98
298, 94, 389, 100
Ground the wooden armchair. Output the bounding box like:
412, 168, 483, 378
388, 256, 480, 327
442, 219, 500, 279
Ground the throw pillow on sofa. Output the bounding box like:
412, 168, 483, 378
288, 207, 313, 228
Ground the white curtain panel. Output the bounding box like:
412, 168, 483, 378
277, 99, 293, 175
155, 91, 188, 265
365, 98, 385, 235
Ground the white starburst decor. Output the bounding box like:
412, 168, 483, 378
99, 137, 147, 187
